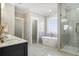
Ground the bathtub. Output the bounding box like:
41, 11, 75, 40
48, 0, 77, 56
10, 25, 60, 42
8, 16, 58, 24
42, 36, 58, 48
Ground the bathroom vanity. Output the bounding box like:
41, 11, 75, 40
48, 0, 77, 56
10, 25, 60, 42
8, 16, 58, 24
0, 35, 28, 56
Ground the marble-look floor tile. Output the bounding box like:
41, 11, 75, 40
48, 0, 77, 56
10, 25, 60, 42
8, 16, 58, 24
28, 44, 73, 56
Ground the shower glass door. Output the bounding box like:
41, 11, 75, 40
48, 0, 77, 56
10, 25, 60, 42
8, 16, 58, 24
60, 3, 79, 55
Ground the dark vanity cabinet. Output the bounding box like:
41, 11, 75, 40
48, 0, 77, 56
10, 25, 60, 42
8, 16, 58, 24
0, 43, 28, 56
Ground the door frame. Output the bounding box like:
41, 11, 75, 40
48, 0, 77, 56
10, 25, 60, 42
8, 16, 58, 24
31, 16, 39, 44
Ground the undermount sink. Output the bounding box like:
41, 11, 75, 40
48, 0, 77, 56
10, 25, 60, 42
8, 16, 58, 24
0, 34, 27, 45
2, 35, 17, 43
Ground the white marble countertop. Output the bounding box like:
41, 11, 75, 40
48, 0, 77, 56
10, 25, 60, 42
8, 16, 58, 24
0, 34, 28, 48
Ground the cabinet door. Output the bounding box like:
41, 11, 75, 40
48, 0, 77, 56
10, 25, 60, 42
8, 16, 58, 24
0, 48, 2, 56
2, 43, 28, 56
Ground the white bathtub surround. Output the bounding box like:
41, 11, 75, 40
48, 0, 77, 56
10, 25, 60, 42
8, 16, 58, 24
0, 34, 28, 48
42, 36, 58, 48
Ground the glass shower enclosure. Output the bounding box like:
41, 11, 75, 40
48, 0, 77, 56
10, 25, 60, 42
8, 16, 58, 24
59, 3, 79, 55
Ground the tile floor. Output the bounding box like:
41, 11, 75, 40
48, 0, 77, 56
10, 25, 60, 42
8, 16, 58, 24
28, 44, 73, 56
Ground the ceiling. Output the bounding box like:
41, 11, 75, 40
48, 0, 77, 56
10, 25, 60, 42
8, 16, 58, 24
62, 3, 79, 10
12, 3, 57, 16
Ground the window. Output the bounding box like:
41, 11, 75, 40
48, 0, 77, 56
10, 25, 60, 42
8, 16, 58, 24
46, 17, 58, 36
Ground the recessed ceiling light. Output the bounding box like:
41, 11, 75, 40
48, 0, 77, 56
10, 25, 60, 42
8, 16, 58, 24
49, 9, 52, 12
